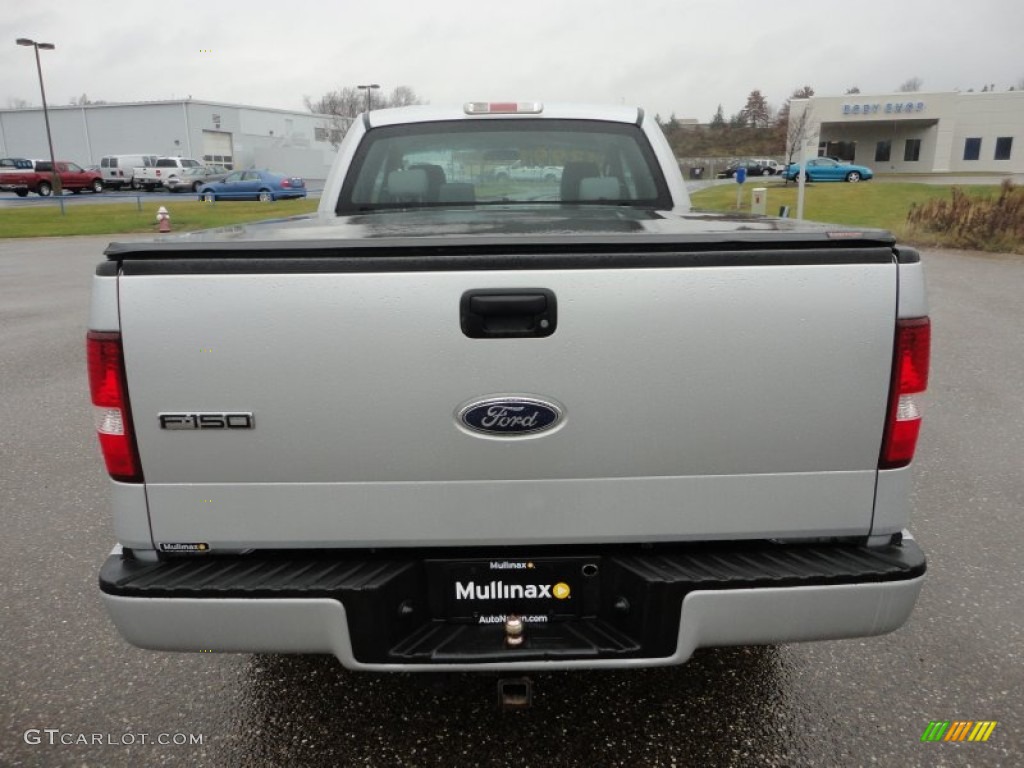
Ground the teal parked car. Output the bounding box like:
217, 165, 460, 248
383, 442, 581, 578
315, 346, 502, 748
784, 157, 874, 182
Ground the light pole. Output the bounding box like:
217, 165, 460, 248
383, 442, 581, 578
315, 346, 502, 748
16, 38, 62, 203
357, 84, 380, 113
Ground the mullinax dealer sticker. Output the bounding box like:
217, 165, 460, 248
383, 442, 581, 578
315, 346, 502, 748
159, 542, 210, 553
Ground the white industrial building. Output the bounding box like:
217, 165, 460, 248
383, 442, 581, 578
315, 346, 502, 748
0, 99, 349, 181
790, 90, 1023, 176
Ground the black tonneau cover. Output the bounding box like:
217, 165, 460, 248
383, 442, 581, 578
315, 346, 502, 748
104, 208, 907, 265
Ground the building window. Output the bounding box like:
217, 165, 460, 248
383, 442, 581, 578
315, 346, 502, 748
904, 139, 921, 162
821, 141, 856, 162
964, 138, 982, 161
202, 154, 234, 170
875, 141, 891, 162
994, 137, 1013, 160
315, 126, 344, 143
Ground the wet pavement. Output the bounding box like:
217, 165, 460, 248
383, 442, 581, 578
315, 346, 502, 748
1, 237, 1021, 766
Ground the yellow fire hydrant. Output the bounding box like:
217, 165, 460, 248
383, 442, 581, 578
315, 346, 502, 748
156, 206, 171, 233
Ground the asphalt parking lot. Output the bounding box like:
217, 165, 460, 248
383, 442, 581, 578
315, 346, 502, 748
1, 237, 1021, 767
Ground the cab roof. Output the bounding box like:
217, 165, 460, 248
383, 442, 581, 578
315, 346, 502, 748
365, 103, 643, 128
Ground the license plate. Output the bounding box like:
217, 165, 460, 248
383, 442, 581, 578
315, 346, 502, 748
426, 556, 600, 623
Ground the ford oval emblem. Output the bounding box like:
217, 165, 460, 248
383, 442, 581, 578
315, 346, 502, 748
457, 396, 564, 438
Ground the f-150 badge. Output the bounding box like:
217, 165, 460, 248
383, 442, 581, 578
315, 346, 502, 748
159, 412, 254, 430
457, 397, 563, 438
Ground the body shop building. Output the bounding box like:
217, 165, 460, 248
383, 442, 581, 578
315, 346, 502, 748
789, 91, 1023, 176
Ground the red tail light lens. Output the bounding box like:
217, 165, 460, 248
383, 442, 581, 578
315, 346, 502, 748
87, 331, 143, 482
281, 179, 291, 188
880, 318, 930, 469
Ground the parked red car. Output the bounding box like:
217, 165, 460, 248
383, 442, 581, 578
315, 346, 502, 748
0, 160, 104, 197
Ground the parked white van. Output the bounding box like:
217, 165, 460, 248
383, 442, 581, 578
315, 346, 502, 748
99, 154, 158, 190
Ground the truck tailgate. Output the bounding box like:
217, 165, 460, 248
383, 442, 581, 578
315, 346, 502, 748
117, 248, 897, 549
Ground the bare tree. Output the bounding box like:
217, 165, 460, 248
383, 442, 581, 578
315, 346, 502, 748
898, 77, 923, 93
386, 85, 421, 108
304, 87, 365, 118
303, 89, 359, 148
845, 86, 861, 94
305, 85, 425, 117
783, 103, 815, 182
6, 97, 32, 109
774, 86, 815, 152
304, 85, 426, 146
69, 93, 107, 106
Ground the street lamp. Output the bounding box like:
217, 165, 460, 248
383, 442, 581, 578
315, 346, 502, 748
357, 83, 381, 113
16, 38, 61, 200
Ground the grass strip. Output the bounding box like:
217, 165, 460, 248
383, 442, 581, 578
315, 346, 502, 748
690, 181, 1013, 249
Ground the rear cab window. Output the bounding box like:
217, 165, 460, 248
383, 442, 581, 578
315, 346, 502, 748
336, 119, 671, 214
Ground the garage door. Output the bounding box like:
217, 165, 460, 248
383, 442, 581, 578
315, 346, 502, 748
202, 130, 234, 169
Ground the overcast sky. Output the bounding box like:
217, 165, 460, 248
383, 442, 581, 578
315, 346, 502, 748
2, 0, 1022, 121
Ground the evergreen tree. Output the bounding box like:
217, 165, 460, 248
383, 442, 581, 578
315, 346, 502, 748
710, 104, 726, 128
740, 90, 772, 129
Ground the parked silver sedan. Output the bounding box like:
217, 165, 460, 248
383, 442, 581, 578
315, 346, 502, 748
165, 165, 231, 193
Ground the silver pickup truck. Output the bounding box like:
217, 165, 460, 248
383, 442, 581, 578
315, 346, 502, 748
132, 156, 204, 191
92, 102, 929, 678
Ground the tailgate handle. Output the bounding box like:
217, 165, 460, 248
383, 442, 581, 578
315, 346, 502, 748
461, 289, 557, 338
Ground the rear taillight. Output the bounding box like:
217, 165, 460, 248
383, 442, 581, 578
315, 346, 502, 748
880, 318, 930, 469
280, 179, 291, 188
87, 331, 142, 482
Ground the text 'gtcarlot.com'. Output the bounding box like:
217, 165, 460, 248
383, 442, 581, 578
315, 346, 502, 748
24, 729, 204, 746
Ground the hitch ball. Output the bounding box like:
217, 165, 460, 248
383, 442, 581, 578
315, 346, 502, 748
504, 614, 525, 647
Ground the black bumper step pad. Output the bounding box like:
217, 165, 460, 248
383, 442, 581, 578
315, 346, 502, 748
101, 539, 925, 664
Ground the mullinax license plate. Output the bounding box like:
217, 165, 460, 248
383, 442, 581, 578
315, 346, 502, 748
426, 556, 601, 623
